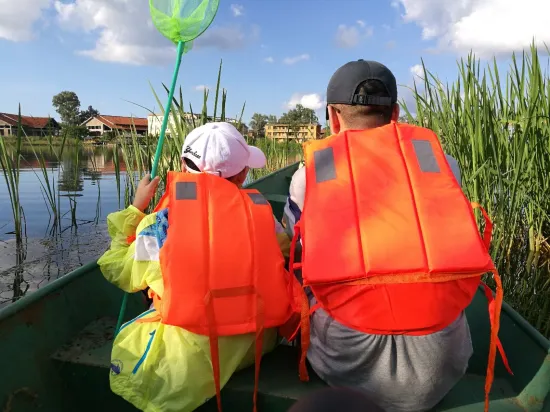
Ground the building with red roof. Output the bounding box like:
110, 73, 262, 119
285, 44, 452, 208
82, 115, 148, 137
0, 113, 60, 136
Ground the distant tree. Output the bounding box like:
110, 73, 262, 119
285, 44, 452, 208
61, 125, 88, 141
79, 105, 100, 124
52, 91, 81, 126
277, 104, 319, 140
278, 104, 318, 125
249, 113, 278, 138
249, 113, 271, 137
323, 123, 332, 137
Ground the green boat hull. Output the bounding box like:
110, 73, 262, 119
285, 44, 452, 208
1, 162, 549, 412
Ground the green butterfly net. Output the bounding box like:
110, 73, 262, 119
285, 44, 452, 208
114, 0, 220, 338
150, 0, 220, 44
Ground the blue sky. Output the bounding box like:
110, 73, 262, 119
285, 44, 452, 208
1, 0, 548, 124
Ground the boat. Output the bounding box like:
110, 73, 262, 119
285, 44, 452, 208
1, 162, 549, 412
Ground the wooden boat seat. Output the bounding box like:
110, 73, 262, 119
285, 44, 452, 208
50, 316, 520, 412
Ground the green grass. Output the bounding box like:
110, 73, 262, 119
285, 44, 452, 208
0, 107, 25, 245
401, 43, 550, 336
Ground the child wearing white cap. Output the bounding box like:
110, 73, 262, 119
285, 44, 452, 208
98, 122, 291, 412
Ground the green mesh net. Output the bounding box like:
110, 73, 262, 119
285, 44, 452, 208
150, 0, 220, 44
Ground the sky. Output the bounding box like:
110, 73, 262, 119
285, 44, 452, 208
1, 0, 549, 125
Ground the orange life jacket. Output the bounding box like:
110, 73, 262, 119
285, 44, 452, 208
139, 171, 301, 412
289, 122, 511, 412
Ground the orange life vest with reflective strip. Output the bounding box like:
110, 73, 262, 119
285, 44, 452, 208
289, 122, 510, 412
141, 171, 300, 412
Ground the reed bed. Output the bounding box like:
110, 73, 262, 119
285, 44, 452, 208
3, 51, 549, 338
117, 60, 302, 213
401, 44, 550, 335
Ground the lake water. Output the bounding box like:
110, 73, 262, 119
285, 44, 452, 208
0, 144, 126, 307
0, 143, 270, 307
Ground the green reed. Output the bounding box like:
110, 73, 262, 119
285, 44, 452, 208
0, 106, 25, 244
117, 60, 298, 213
401, 43, 550, 336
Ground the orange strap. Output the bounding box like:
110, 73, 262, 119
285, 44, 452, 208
299, 289, 311, 382
309, 303, 322, 315
288, 223, 310, 382
483, 271, 506, 412
471, 203, 511, 412
482, 283, 513, 376
471, 202, 492, 251
205, 286, 265, 412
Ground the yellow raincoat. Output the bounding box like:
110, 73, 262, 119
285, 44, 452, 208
98, 205, 291, 412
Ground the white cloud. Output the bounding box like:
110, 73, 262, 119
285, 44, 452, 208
286, 93, 325, 111
0, 0, 51, 42
396, 0, 550, 55
283, 54, 310, 65
264, 56, 274, 63
390, 0, 400, 9
335, 21, 374, 48
195, 85, 209, 92
230, 4, 244, 17
54, 0, 174, 65
410, 64, 424, 79
54, 0, 257, 65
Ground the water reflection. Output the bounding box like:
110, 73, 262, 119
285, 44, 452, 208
0, 144, 299, 307
0, 144, 127, 307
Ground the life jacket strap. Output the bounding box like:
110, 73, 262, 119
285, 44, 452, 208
288, 223, 311, 382
483, 270, 507, 412
299, 289, 311, 382
204, 286, 265, 412
471, 202, 493, 251
482, 282, 513, 375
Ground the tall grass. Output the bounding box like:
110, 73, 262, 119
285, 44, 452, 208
402, 44, 550, 335
118, 60, 302, 212
0, 107, 29, 302
0, 107, 25, 245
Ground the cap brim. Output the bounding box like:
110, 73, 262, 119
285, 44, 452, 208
247, 146, 267, 169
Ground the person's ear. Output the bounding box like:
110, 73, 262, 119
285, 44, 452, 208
229, 166, 249, 187
391, 103, 400, 122
328, 106, 341, 134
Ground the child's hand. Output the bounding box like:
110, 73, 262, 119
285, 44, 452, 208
132, 174, 161, 212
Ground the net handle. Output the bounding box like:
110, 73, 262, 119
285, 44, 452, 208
114, 41, 185, 338
151, 40, 185, 179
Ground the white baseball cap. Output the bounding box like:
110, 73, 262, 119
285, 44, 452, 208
181, 122, 266, 178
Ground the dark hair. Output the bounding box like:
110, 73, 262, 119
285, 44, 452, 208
330, 79, 394, 128
184, 157, 201, 172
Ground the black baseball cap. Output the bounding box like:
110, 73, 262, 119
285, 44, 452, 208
326, 60, 398, 119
